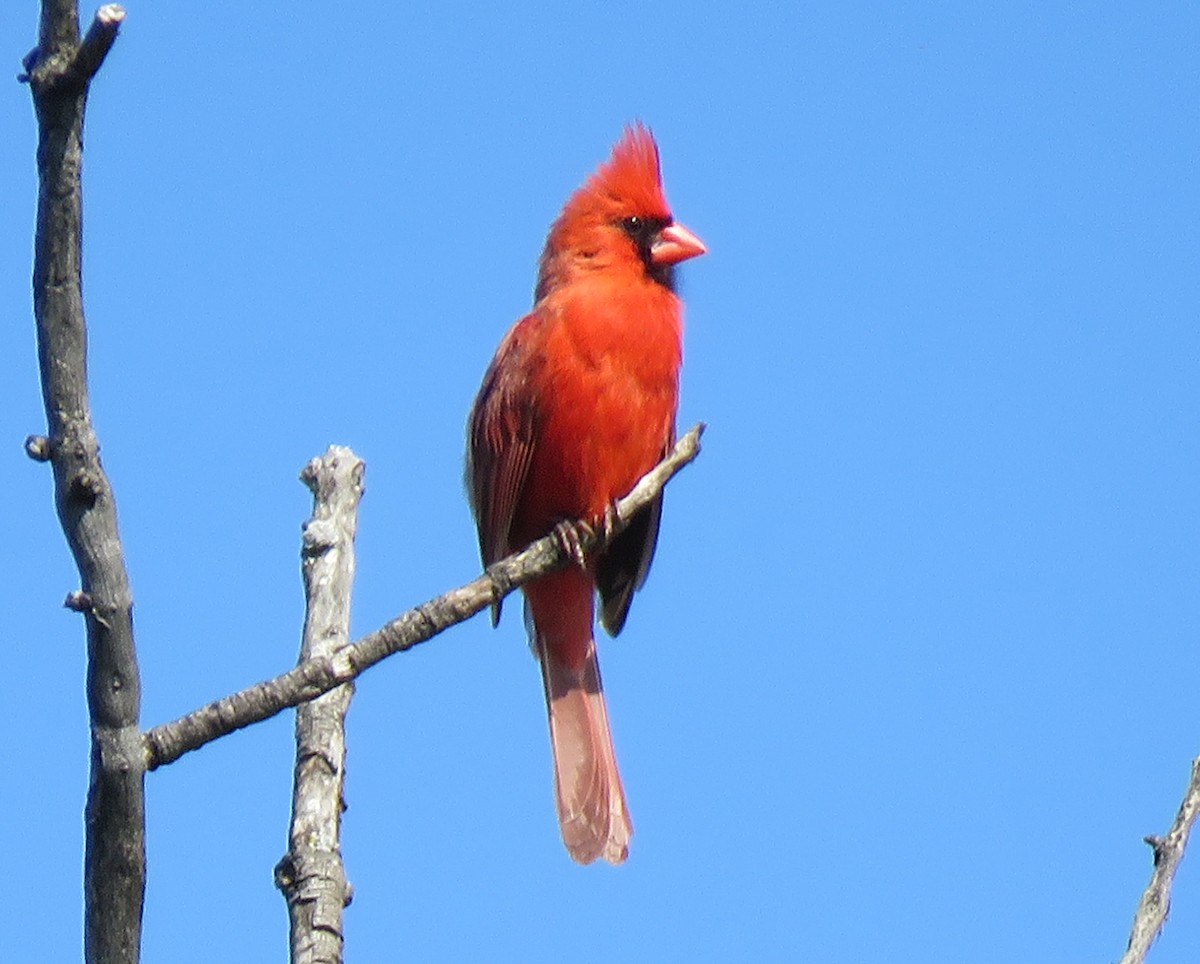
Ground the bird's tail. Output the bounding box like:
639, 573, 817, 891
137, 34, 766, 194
528, 570, 632, 864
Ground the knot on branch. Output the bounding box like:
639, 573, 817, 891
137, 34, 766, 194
274, 853, 298, 890
301, 518, 339, 557
64, 589, 93, 612
275, 849, 353, 909
24, 435, 52, 461
69, 470, 103, 508
18, 46, 41, 83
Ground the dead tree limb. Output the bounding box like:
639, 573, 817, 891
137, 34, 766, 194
1119, 757, 1200, 964
142, 423, 705, 770
275, 448, 364, 964
23, 5, 141, 964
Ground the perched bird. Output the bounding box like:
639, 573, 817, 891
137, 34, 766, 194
467, 125, 705, 864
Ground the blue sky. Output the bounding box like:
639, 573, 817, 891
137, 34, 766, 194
2, 2, 1198, 961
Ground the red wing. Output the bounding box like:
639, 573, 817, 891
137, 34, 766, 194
467, 314, 542, 582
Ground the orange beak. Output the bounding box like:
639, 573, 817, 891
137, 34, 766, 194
650, 222, 707, 265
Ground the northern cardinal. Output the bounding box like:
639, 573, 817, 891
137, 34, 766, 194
467, 125, 705, 864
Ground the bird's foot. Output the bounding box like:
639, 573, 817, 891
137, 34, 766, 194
553, 519, 594, 570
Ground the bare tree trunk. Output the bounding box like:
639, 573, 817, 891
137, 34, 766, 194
24, 4, 142, 963
276, 448, 364, 963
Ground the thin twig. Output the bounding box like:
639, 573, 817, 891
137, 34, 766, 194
143, 424, 705, 770
26, 4, 139, 963
276, 447, 363, 964
1119, 757, 1200, 964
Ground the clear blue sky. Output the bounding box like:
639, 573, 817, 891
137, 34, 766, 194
2, 2, 1198, 961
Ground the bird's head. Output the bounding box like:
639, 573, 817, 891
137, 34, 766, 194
536, 124, 706, 301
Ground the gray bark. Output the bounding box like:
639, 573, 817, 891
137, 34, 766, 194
276, 448, 364, 964
24, 5, 142, 963
1120, 758, 1200, 964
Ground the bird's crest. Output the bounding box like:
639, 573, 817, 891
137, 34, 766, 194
535, 124, 678, 301
581, 123, 671, 221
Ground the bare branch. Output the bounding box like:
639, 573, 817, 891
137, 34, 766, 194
1119, 758, 1200, 964
26, 2, 140, 962
70, 5, 126, 84
276, 447, 363, 964
143, 423, 705, 769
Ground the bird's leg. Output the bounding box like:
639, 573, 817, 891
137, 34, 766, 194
552, 519, 594, 570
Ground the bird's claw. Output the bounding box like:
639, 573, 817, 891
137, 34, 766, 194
553, 520, 594, 570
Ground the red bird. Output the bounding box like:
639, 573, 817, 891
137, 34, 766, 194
460, 124, 700, 864
467, 125, 705, 864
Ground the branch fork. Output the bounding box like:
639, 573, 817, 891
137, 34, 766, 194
22, 4, 125, 86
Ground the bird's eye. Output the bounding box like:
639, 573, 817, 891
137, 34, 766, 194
618, 214, 668, 256
620, 215, 658, 244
